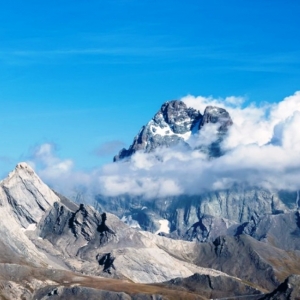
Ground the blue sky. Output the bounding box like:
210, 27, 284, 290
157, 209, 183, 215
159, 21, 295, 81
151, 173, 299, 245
0, 0, 299, 178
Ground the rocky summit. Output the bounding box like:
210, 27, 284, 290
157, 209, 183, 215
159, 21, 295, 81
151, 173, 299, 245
114, 100, 232, 161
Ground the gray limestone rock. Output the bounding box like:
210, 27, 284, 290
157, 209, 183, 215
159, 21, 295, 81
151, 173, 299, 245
192, 234, 300, 291
1, 162, 300, 300
34, 200, 229, 284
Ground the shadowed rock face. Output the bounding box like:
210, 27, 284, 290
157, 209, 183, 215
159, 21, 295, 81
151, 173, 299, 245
113, 100, 232, 161
198, 106, 233, 157
260, 274, 300, 299
35, 200, 231, 284
180, 215, 238, 242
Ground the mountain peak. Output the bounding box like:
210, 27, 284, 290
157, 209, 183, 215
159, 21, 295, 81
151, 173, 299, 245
4, 162, 37, 184
15, 162, 35, 174
200, 106, 233, 133
0, 162, 60, 228
114, 100, 232, 161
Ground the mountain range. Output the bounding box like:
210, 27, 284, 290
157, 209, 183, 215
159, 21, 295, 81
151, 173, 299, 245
98, 101, 299, 242
0, 100, 300, 299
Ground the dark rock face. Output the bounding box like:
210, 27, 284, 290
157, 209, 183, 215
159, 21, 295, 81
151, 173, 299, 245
37, 202, 118, 258
158, 101, 202, 134
114, 100, 232, 161
260, 274, 300, 300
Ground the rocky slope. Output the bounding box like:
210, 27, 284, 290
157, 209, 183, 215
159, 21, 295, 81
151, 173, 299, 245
33, 198, 233, 284
235, 210, 300, 250
161, 273, 261, 299
0, 163, 300, 298
142, 231, 300, 291
0, 163, 268, 299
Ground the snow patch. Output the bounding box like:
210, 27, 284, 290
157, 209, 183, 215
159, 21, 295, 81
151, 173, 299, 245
150, 124, 192, 141
155, 219, 170, 235
26, 223, 37, 231
121, 215, 141, 229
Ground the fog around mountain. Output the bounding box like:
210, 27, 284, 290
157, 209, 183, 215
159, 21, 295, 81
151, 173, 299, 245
23, 91, 300, 201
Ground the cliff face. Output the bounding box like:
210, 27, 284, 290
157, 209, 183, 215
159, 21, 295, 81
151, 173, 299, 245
96, 186, 296, 243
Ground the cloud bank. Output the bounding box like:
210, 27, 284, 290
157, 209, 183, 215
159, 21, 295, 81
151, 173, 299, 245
27, 91, 300, 201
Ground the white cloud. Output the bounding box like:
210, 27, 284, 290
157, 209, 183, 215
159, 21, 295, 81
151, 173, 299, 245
26, 91, 300, 201
28, 143, 74, 178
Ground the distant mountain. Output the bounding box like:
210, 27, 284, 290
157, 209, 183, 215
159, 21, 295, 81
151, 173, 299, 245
97, 100, 299, 245
114, 100, 232, 161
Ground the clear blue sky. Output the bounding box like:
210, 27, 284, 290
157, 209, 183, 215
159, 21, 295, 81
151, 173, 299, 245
0, 0, 299, 177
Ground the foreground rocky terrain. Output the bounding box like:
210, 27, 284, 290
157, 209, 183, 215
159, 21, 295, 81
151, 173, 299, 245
0, 162, 299, 299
